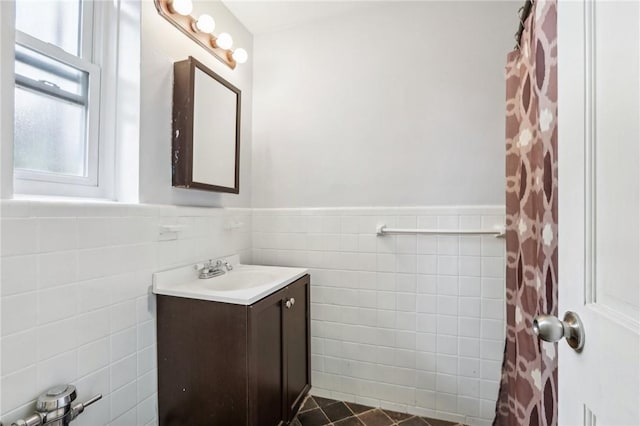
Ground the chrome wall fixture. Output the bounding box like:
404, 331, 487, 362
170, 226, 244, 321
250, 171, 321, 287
154, 0, 248, 69
10, 384, 101, 426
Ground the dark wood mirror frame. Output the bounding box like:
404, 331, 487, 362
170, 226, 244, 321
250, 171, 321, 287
172, 56, 241, 194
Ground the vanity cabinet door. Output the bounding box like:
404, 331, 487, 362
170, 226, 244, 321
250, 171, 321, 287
248, 275, 311, 426
284, 276, 311, 421
248, 288, 286, 426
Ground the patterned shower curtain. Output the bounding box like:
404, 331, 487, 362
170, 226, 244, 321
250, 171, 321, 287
494, 0, 558, 425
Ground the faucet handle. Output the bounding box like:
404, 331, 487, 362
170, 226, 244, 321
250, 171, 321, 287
194, 261, 210, 271
205, 260, 217, 269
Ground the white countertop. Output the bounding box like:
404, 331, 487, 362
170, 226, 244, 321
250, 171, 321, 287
152, 255, 308, 305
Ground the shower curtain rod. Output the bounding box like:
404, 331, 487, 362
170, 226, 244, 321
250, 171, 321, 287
514, 0, 534, 49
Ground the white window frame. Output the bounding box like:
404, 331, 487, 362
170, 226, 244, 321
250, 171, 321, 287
13, 0, 115, 199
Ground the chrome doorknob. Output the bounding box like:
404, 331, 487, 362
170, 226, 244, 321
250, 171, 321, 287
533, 311, 585, 352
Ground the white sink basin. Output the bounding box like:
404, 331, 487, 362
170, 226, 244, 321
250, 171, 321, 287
152, 255, 308, 305
202, 268, 285, 291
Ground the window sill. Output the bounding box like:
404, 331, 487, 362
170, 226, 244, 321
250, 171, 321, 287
12, 193, 117, 204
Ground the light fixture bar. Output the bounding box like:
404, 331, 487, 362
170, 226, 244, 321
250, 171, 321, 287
154, 0, 246, 70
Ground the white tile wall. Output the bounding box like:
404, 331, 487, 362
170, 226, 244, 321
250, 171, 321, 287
0, 202, 505, 426
252, 207, 506, 426
0, 201, 252, 426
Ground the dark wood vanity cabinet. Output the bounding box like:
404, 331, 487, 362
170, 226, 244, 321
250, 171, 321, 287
248, 288, 286, 425
283, 279, 311, 417
157, 274, 310, 426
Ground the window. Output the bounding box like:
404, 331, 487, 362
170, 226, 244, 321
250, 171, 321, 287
14, 0, 112, 198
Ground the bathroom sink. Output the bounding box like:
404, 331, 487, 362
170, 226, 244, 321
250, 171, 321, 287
152, 255, 308, 305
203, 268, 285, 291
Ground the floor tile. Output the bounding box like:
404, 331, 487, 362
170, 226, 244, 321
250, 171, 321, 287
334, 417, 365, 426
294, 396, 466, 426
345, 402, 373, 415
357, 409, 394, 426
398, 418, 429, 426
300, 396, 319, 413
323, 402, 355, 422
383, 410, 413, 422
424, 418, 458, 426
313, 396, 340, 408
297, 408, 331, 426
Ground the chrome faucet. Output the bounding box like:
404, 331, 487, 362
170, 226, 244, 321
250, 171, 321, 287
198, 260, 225, 279
196, 259, 232, 279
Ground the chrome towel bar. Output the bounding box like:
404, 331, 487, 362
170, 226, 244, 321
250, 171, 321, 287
376, 224, 506, 238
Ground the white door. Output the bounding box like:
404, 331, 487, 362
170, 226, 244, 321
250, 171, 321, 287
557, 0, 640, 424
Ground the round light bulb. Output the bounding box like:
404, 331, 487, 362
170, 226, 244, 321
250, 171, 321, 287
169, 0, 193, 16
215, 32, 233, 50
232, 48, 248, 64
194, 14, 215, 33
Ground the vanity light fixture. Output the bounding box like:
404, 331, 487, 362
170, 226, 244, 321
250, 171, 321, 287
154, 0, 248, 70
232, 48, 248, 64
193, 14, 215, 34
168, 0, 192, 16
214, 32, 233, 50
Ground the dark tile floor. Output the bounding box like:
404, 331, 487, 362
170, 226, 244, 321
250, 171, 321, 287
291, 396, 465, 426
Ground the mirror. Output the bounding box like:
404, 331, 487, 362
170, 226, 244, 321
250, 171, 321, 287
172, 56, 241, 193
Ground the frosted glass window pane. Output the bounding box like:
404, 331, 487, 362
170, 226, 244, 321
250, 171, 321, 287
15, 0, 82, 56
14, 87, 87, 177
15, 45, 86, 96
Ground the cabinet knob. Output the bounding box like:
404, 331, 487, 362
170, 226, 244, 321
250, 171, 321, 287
290, 298, 295, 306
285, 300, 292, 309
